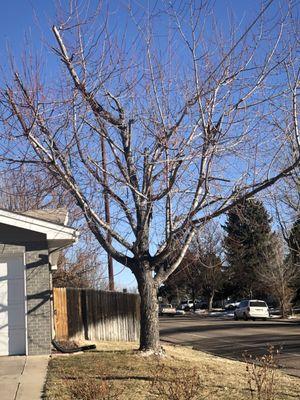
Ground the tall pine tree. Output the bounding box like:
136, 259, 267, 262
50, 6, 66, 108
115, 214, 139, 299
288, 217, 300, 301
223, 198, 273, 298
288, 217, 300, 268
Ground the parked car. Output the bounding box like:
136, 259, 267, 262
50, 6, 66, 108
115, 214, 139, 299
197, 301, 208, 310
234, 300, 269, 321
178, 300, 195, 311
224, 302, 240, 311
159, 304, 177, 316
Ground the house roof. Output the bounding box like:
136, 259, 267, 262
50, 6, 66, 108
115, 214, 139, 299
0, 208, 78, 247
22, 208, 69, 226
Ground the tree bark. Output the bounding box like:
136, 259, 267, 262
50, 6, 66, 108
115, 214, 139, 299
192, 288, 196, 311
137, 270, 160, 353
208, 291, 215, 312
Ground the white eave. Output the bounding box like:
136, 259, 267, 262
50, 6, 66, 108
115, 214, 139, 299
0, 208, 79, 244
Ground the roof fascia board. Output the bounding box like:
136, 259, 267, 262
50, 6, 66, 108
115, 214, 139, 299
0, 209, 77, 240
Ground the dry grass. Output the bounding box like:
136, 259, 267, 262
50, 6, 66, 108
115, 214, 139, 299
44, 341, 300, 400
150, 362, 205, 399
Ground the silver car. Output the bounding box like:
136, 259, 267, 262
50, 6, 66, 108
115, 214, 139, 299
234, 300, 269, 321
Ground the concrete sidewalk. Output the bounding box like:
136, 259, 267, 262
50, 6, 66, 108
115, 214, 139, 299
0, 355, 49, 400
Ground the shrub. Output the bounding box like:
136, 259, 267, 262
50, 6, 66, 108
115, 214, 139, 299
150, 362, 205, 400
243, 345, 280, 400
63, 367, 120, 400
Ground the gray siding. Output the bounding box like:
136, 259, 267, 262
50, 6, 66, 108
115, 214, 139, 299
0, 224, 52, 355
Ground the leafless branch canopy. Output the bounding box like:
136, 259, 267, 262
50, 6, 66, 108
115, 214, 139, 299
0, 0, 299, 284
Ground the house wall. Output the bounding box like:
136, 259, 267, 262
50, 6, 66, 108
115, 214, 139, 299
0, 224, 52, 355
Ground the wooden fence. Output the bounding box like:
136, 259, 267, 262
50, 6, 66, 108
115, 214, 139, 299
53, 288, 140, 342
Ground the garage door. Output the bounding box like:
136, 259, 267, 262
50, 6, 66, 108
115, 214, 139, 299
0, 256, 26, 356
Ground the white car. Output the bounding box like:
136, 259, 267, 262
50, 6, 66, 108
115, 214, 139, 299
234, 300, 269, 321
159, 304, 177, 316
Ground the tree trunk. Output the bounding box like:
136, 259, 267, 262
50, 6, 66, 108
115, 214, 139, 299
137, 270, 160, 353
208, 291, 214, 312
192, 288, 196, 311
280, 298, 290, 318
280, 300, 286, 318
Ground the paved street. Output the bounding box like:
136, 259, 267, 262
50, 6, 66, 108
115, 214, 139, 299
160, 315, 300, 377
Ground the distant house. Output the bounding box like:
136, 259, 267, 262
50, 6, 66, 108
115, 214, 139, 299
0, 208, 78, 356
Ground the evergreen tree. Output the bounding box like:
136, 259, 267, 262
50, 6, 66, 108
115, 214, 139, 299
288, 217, 300, 301
288, 217, 300, 268
222, 198, 273, 298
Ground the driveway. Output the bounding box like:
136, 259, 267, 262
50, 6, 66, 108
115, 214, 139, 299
0, 356, 49, 400
160, 315, 300, 377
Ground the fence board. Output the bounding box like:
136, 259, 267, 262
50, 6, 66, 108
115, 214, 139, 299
53, 288, 69, 340
53, 288, 140, 342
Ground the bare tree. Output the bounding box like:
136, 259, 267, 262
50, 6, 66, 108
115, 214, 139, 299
199, 254, 223, 312
53, 250, 107, 289
267, 159, 300, 241
266, 14, 300, 239
257, 234, 298, 317
194, 227, 224, 311
0, 1, 299, 353
166, 233, 224, 312
0, 166, 64, 211
0, 165, 107, 289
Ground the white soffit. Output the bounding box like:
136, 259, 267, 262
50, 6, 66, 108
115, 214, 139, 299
0, 209, 78, 241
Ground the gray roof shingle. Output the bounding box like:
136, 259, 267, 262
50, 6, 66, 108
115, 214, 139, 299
22, 208, 68, 226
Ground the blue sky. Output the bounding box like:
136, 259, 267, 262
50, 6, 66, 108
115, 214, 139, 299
0, 0, 290, 289
0, 0, 267, 60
